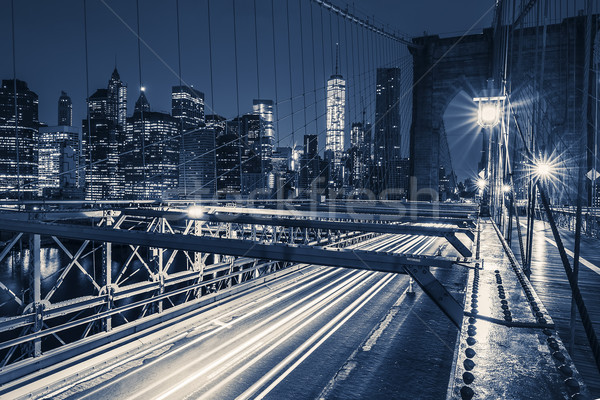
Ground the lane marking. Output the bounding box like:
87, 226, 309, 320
153, 272, 379, 400
201, 274, 396, 400
71, 268, 342, 400
248, 274, 396, 400
211, 319, 231, 329
132, 270, 370, 400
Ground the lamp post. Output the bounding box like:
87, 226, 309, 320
474, 93, 506, 224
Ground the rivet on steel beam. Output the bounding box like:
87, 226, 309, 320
564, 377, 580, 393
558, 364, 573, 377
463, 359, 475, 371
552, 351, 566, 362
460, 385, 474, 400
462, 371, 475, 384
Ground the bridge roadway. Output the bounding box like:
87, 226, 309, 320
2, 233, 465, 400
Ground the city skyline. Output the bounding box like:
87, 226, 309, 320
0, 0, 494, 181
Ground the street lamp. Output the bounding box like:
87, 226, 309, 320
502, 184, 511, 193
476, 178, 488, 191
532, 155, 559, 183
473, 96, 504, 128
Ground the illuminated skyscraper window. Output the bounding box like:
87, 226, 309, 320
58, 91, 72, 126
0, 79, 39, 199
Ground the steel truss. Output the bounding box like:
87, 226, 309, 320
0, 202, 477, 377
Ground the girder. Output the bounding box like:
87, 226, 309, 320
0, 218, 476, 273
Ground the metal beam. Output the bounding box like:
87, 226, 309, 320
403, 264, 463, 328
122, 208, 474, 238
0, 219, 476, 274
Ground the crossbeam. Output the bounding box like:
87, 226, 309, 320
121, 208, 475, 239
0, 219, 474, 273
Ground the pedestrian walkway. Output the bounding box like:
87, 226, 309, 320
448, 219, 590, 399
510, 218, 600, 398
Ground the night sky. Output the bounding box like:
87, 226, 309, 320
0, 0, 494, 182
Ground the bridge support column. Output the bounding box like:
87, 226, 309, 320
31, 234, 42, 357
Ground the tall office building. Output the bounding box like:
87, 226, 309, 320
299, 134, 326, 195
349, 122, 368, 187
172, 86, 209, 197
374, 67, 404, 194
216, 122, 241, 198
123, 93, 179, 199
0, 79, 39, 198
38, 125, 82, 197
179, 128, 216, 198
172, 86, 205, 131
58, 91, 72, 126
107, 68, 127, 129
252, 99, 274, 172
227, 114, 263, 194
325, 53, 346, 185
84, 68, 127, 199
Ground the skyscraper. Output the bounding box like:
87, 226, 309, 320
179, 127, 216, 199
325, 50, 346, 186
349, 122, 367, 187
107, 68, 127, 129
0, 79, 39, 198
172, 86, 209, 197
38, 125, 82, 197
172, 85, 205, 131
299, 134, 326, 195
374, 67, 404, 194
216, 122, 241, 198
226, 114, 263, 194
252, 99, 274, 173
123, 93, 179, 199
58, 91, 72, 126
84, 68, 127, 199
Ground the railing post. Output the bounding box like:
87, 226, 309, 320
32, 233, 42, 357
102, 211, 112, 331
157, 218, 165, 313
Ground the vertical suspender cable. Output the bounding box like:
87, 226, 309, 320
310, 1, 319, 135
176, 0, 187, 198
207, 0, 215, 113
136, 0, 146, 198
349, 13, 357, 129
84, 0, 92, 200
253, 0, 264, 190
11, 0, 20, 202
232, 0, 242, 192
299, 0, 307, 141
343, 14, 350, 106
286, 0, 296, 149
206, 0, 217, 197
271, 0, 281, 148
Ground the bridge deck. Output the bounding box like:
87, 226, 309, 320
448, 219, 591, 399
510, 219, 600, 398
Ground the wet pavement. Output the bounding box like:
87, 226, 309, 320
510, 218, 600, 398
448, 219, 591, 399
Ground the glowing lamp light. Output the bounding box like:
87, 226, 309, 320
476, 178, 488, 191
535, 162, 552, 179
502, 184, 511, 193
187, 205, 205, 219
141, 86, 146, 92
477, 102, 500, 127
531, 155, 560, 184
473, 94, 504, 128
